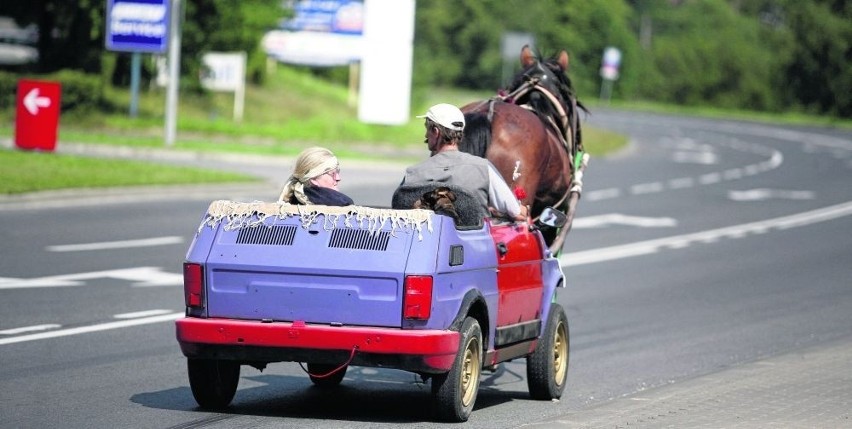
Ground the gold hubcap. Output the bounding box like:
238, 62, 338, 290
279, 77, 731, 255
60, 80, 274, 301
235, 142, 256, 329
460, 336, 481, 406
553, 320, 568, 385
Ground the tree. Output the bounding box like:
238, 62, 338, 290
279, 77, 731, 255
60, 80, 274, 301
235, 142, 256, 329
0, 0, 282, 85
0, 0, 104, 73
413, 0, 638, 99
169, 0, 282, 87
781, 0, 851, 116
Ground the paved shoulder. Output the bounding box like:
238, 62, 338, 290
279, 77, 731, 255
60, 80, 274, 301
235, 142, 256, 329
525, 338, 852, 428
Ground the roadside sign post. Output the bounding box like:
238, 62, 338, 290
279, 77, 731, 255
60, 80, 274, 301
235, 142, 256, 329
164, 0, 182, 147
200, 52, 247, 122
599, 46, 622, 104
105, 0, 176, 144
15, 80, 62, 152
501, 32, 535, 85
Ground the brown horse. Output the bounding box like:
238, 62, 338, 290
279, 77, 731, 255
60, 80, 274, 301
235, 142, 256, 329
460, 45, 588, 253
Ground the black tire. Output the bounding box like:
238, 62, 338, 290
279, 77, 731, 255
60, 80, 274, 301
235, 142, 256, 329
431, 317, 482, 422
307, 363, 347, 388
187, 358, 240, 409
527, 303, 569, 400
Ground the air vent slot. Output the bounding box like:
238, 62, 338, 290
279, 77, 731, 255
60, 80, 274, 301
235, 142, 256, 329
329, 229, 391, 251
236, 225, 297, 246
449, 245, 464, 266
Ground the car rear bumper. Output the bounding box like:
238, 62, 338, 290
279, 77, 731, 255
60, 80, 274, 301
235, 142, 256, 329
176, 317, 460, 373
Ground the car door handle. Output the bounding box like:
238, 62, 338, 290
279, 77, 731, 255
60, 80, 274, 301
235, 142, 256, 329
497, 242, 508, 256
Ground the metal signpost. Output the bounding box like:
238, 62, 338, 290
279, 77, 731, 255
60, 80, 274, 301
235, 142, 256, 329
501, 32, 535, 85
200, 52, 247, 122
599, 46, 622, 104
105, 0, 178, 147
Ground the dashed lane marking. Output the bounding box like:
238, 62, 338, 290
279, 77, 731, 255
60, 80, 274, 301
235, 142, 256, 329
0, 267, 183, 289
585, 141, 783, 202
46, 236, 184, 252
113, 309, 174, 319
0, 324, 62, 335
561, 200, 852, 267
0, 312, 183, 346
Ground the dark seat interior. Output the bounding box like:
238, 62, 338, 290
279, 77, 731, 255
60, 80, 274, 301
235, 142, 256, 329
391, 183, 488, 229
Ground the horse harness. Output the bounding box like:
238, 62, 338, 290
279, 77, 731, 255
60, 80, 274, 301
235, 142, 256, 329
502, 79, 585, 212
467, 77, 588, 221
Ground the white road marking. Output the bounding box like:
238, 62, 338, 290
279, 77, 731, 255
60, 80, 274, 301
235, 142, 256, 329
561, 200, 852, 267
585, 188, 621, 201
0, 267, 184, 290
631, 182, 665, 195
0, 312, 183, 346
728, 189, 816, 201
723, 169, 743, 180
573, 214, 677, 229
699, 172, 722, 184
672, 151, 718, 165
668, 177, 695, 189
113, 309, 174, 319
0, 324, 62, 335
586, 140, 784, 200
47, 236, 184, 252
744, 164, 762, 175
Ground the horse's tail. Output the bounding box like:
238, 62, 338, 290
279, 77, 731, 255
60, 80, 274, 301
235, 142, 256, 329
460, 112, 491, 158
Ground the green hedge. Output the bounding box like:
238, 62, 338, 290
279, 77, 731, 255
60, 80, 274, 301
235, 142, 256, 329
0, 70, 106, 113
0, 71, 17, 110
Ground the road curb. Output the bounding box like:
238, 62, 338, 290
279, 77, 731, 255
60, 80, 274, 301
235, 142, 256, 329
0, 182, 279, 211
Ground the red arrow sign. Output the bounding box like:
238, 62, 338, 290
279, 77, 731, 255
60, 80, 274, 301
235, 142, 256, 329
15, 79, 61, 151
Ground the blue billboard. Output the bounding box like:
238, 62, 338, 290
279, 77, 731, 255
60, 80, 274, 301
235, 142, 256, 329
281, 0, 363, 35
105, 0, 170, 53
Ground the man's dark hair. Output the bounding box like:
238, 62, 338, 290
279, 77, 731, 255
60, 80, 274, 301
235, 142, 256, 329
428, 119, 464, 143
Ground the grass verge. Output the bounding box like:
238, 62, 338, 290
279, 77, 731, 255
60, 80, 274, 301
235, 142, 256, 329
0, 148, 257, 195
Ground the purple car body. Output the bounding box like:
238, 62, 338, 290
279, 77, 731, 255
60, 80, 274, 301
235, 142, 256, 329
176, 201, 570, 421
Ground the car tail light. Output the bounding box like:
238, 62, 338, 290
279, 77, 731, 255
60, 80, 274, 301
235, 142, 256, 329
183, 263, 204, 308
403, 275, 432, 320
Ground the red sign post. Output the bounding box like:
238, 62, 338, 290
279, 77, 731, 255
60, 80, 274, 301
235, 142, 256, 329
15, 79, 62, 152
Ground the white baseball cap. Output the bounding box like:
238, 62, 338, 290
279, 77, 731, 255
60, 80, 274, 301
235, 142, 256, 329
417, 103, 465, 131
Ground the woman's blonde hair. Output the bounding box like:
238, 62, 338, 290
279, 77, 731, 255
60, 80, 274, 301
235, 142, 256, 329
278, 147, 339, 204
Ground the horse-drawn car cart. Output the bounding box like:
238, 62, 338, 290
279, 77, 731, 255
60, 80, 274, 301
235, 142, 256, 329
176, 198, 570, 422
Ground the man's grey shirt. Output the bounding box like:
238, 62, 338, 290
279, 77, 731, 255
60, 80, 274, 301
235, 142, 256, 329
400, 150, 521, 217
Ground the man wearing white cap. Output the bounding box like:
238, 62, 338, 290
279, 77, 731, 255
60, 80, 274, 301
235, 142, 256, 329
398, 103, 527, 221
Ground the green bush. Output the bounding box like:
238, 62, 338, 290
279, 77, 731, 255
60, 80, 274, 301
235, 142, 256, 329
0, 70, 107, 113
45, 70, 107, 112
0, 71, 19, 110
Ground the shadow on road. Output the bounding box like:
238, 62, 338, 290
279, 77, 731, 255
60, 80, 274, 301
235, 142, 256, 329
131, 366, 524, 423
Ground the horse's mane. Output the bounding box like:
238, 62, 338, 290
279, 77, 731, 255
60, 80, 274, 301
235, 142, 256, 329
509, 48, 580, 106
509, 49, 587, 145
460, 48, 588, 158
460, 111, 491, 158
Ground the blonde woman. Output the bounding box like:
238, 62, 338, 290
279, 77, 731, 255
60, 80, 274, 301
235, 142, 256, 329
278, 147, 354, 206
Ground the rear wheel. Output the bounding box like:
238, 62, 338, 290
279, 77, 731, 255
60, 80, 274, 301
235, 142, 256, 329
527, 303, 569, 399
187, 358, 240, 409
307, 363, 347, 388
432, 317, 482, 422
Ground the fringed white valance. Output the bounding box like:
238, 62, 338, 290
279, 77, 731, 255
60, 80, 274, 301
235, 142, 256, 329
199, 200, 434, 240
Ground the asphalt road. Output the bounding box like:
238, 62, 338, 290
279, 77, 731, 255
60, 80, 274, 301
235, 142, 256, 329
1, 109, 851, 428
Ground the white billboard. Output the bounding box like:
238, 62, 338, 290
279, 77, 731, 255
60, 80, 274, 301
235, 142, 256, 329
200, 52, 247, 121
357, 0, 415, 125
